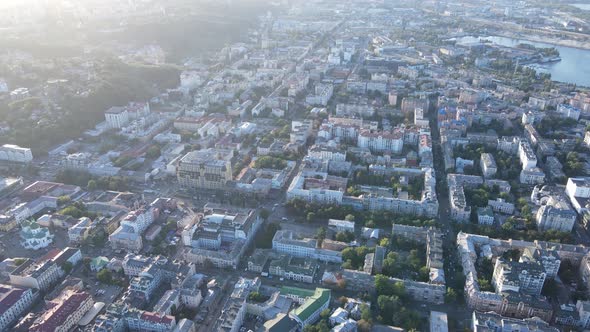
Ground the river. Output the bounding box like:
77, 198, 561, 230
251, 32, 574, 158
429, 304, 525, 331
456, 35, 590, 87
570, 3, 590, 11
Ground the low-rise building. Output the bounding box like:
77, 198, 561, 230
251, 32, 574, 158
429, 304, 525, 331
477, 207, 494, 225
272, 230, 342, 263
20, 219, 53, 250
487, 199, 515, 215
281, 287, 331, 327
68, 217, 93, 244
520, 168, 545, 185
269, 256, 318, 283
328, 219, 355, 233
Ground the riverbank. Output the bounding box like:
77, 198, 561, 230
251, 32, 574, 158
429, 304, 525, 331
495, 31, 590, 51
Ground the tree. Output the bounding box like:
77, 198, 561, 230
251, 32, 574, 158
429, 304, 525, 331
542, 279, 559, 299
97, 269, 112, 284
57, 195, 71, 206
375, 274, 392, 296
377, 295, 401, 325
445, 287, 458, 303
145, 145, 161, 159
307, 212, 316, 222
335, 231, 355, 243
316, 227, 326, 246
360, 304, 372, 321
59, 206, 84, 218
358, 319, 372, 332
61, 262, 73, 274
259, 208, 270, 221
248, 292, 268, 303
338, 296, 348, 307
87, 179, 97, 191
345, 214, 355, 221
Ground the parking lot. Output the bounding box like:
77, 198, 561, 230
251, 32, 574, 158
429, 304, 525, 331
82, 276, 123, 305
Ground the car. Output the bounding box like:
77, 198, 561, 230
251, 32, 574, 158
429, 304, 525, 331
281, 217, 288, 221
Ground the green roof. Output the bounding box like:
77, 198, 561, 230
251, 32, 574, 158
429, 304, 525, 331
91, 256, 109, 267
280, 286, 315, 298
291, 288, 331, 323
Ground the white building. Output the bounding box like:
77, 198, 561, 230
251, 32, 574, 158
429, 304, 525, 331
488, 199, 515, 215
180, 71, 203, 90
566, 177, 590, 214
520, 168, 545, 185
518, 141, 537, 170
105, 107, 130, 129
68, 217, 93, 244
306, 84, 333, 106
430, 311, 448, 332
272, 230, 342, 263
20, 220, 53, 250
480, 153, 497, 179
120, 207, 156, 235
357, 130, 404, 154
557, 104, 581, 121
536, 203, 577, 232
566, 177, 590, 200
328, 219, 355, 233
477, 207, 494, 226
0, 144, 33, 163
414, 108, 430, 127
287, 171, 346, 205
0, 285, 35, 331
9, 259, 61, 291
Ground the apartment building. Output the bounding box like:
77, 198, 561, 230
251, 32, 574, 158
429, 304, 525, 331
357, 130, 404, 154
480, 153, 497, 178
493, 259, 546, 296
9, 259, 61, 291
518, 141, 537, 170
536, 197, 577, 232
0, 285, 35, 331
29, 290, 93, 332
